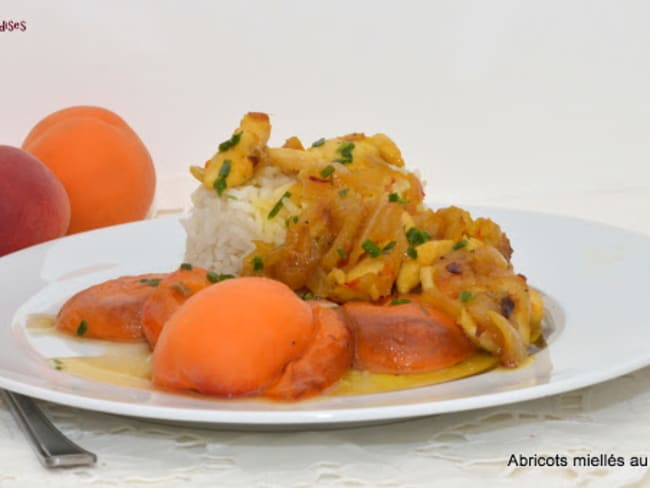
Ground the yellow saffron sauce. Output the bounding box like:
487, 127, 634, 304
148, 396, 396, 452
29, 314, 506, 397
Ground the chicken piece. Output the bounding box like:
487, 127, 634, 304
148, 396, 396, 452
192, 112, 271, 192
425, 206, 513, 261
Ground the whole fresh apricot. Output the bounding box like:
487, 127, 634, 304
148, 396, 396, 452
0, 145, 70, 256
23, 106, 156, 234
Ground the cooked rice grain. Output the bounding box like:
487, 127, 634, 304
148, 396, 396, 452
183, 167, 296, 274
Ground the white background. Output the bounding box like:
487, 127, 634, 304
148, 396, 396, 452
1, 0, 649, 228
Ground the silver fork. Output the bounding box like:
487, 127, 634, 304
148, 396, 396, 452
2, 390, 97, 468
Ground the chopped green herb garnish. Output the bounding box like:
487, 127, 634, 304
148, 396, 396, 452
459, 290, 474, 303
336, 247, 347, 259
452, 239, 468, 250
320, 164, 335, 179
300, 291, 315, 300
388, 193, 408, 204
218, 131, 242, 152
213, 159, 232, 195
382, 241, 397, 254
52, 359, 63, 370
311, 137, 326, 148
338, 188, 349, 197
226, 194, 238, 201
362, 239, 382, 258
406, 227, 431, 246
407, 245, 418, 259
252, 256, 264, 272
206, 271, 234, 283
179, 263, 193, 271
268, 191, 292, 219
419, 304, 431, 316
76, 320, 88, 336
171, 281, 192, 296
335, 141, 355, 164
285, 215, 300, 227
390, 297, 411, 306
140, 278, 162, 287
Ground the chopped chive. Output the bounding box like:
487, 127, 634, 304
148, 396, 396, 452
311, 137, 326, 148
226, 194, 238, 201
407, 245, 418, 259
213, 159, 232, 195
218, 131, 242, 152
300, 290, 315, 300
268, 191, 292, 219
252, 256, 264, 272
382, 241, 397, 254
334, 141, 355, 164
285, 215, 299, 227
206, 271, 234, 283
76, 320, 88, 336
320, 164, 335, 179
459, 290, 474, 303
52, 358, 63, 371
179, 263, 193, 271
362, 239, 382, 258
452, 239, 468, 250
140, 278, 162, 287
338, 188, 349, 197
405, 227, 431, 246
214, 179, 227, 195
171, 281, 192, 296
419, 304, 431, 316
388, 193, 408, 204
336, 247, 347, 259
390, 297, 411, 306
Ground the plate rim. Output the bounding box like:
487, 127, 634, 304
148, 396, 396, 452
2, 208, 650, 427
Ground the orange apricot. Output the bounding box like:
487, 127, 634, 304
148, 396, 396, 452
22, 106, 155, 234
264, 304, 353, 400
141, 266, 214, 348
152, 277, 315, 397
55, 273, 166, 341
342, 299, 475, 374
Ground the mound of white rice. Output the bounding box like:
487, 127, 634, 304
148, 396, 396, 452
183, 166, 297, 274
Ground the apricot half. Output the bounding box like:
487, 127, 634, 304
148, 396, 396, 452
343, 299, 475, 374
152, 277, 315, 397
264, 304, 353, 400
55, 273, 165, 341
141, 266, 213, 348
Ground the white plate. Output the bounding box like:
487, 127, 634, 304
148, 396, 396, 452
1, 209, 649, 430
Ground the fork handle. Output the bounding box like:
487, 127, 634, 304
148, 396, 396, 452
2, 390, 97, 468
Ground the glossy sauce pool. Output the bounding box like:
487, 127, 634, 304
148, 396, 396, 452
26, 311, 556, 398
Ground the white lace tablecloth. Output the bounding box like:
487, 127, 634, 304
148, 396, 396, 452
0, 176, 649, 488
